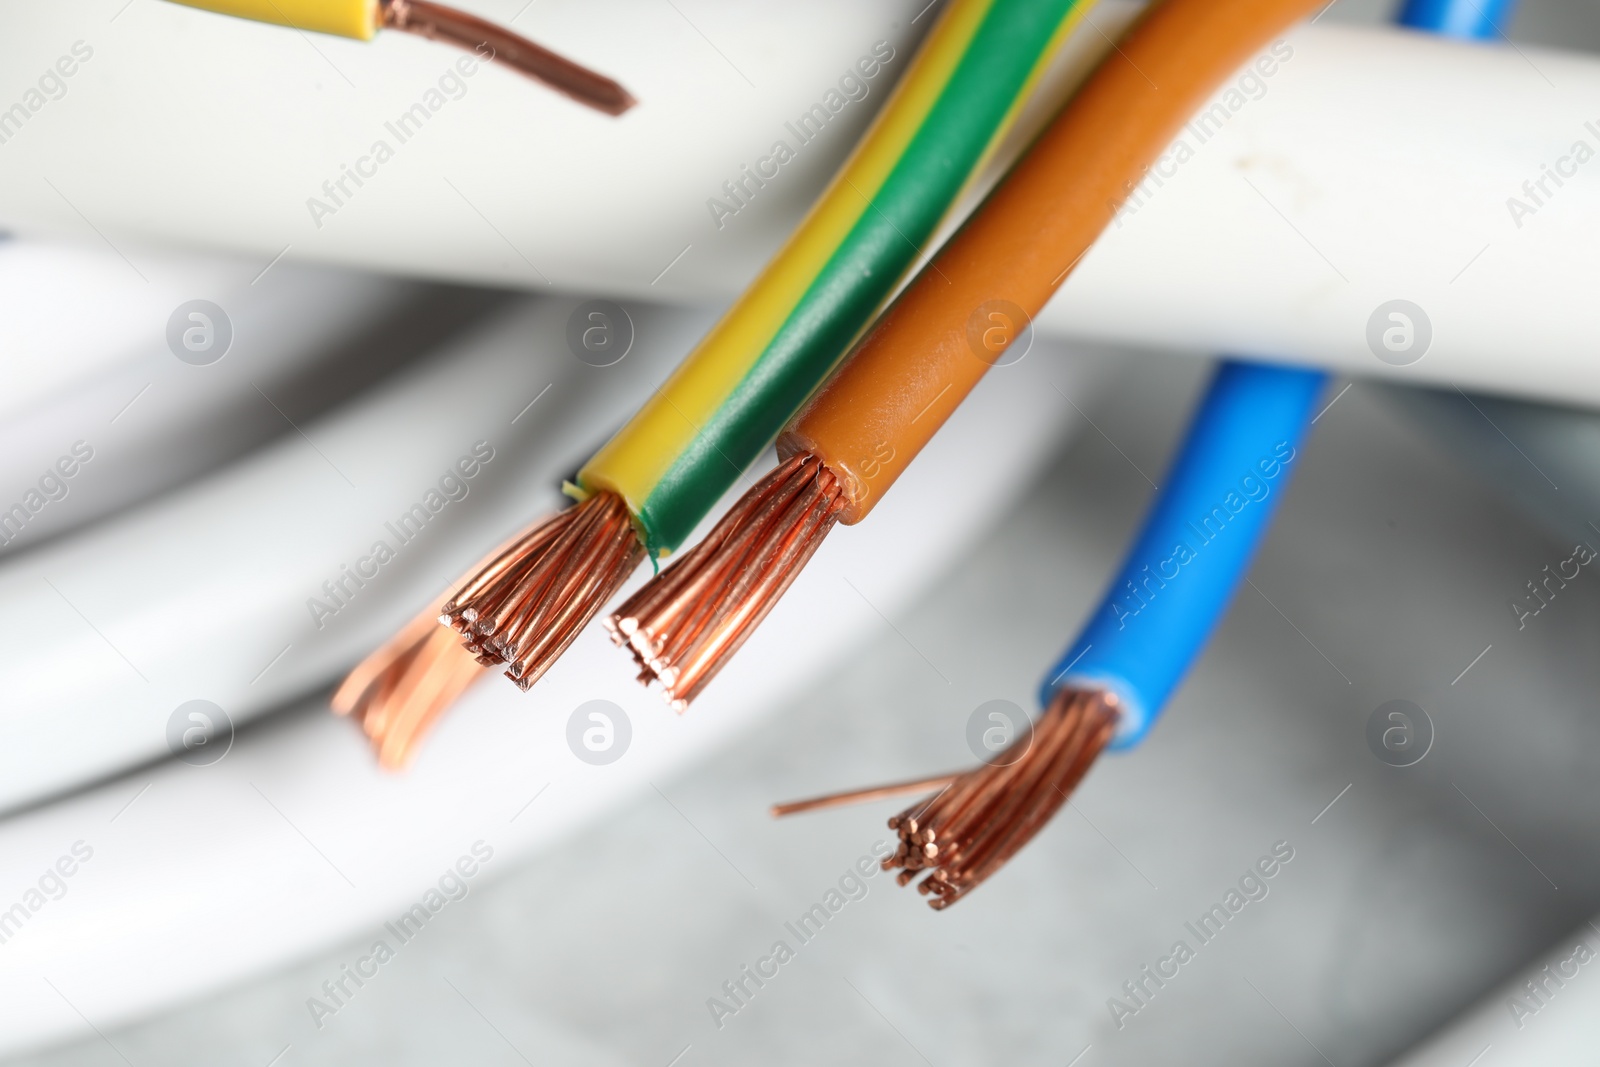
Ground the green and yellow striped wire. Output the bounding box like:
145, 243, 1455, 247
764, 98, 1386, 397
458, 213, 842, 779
579, 0, 1095, 555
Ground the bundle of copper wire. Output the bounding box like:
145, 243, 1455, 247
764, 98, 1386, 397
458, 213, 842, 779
606, 0, 1325, 713
774, 688, 1119, 908
886, 690, 1117, 908
331, 523, 550, 768
442, 492, 645, 690
331, 595, 484, 769
607, 453, 845, 711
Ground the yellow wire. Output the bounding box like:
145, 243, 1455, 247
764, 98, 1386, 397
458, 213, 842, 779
161, 0, 380, 40
578, 0, 1001, 517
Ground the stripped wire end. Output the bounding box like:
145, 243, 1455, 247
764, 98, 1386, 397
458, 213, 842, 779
889, 688, 1118, 908
331, 595, 486, 770
380, 0, 637, 115
606, 452, 844, 711
442, 491, 646, 692
771, 688, 1118, 909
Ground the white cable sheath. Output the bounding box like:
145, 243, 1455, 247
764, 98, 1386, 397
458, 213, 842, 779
0, 238, 247, 422
1, 6, 1598, 403
0, 241, 435, 552
1386, 918, 1600, 1067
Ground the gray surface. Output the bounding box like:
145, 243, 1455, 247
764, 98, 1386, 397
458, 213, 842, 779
12, 348, 1600, 1067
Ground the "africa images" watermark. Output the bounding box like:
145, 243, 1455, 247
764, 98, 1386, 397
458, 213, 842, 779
306, 440, 495, 630
1110, 39, 1294, 227
1504, 119, 1600, 230
1109, 443, 1297, 630
1506, 936, 1597, 1028
306, 840, 495, 1028
0, 841, 94, 948
705, 841, 895, 1030
705, 41, 897, 231
1510, 536, 1598, 630
1106, 840, 1295, 1029
305, 46, 495, 230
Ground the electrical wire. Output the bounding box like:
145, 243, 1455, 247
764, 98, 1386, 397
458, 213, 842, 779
332, 526, 531, 769
774, 0, 1516, 909
615, 0, 1328, 714
578, 0, 1092, 555
1044, 0, 1518, 742
1042, 363, 1326, 744
160, 0, 635, 114
340, 0, 1097, 764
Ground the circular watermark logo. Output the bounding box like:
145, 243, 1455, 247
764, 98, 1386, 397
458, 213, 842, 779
1365, 300, 1431, 367
964, 699, 1034, 766
166, 300, 233, 366
566, 300, 634, 367
166, 699, 234, 766
1366, 700, 1433, 767
566, 699, 632, 765
965, 299, 1033, 367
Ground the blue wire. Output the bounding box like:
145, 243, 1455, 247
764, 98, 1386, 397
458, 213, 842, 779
1038, 0, 1512, 748
1397, 0, 1514, 37
1040, 363, 1324, 745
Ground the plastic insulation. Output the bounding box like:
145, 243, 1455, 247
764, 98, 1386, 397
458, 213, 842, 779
162, 0, 379, 39
579, 0, 1092, 554
780, 0, 1326, 525
1042, 0, 1512, 747
1397, 0, 1515, 37
1041, 364, 1324, 743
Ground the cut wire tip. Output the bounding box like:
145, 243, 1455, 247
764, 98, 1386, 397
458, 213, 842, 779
331, 594, 486, 770
772, 688, 1118, 909
442, 491, 645, 693
380, 0, 637, 116
609, 452, 845, 711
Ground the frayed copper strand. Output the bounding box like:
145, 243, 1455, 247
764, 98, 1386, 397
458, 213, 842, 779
332, 618, 485, 770
607, 452, 844, 711
770, 774, 960, 818
380, 0, 636, 115
331, 523, 552, 769
444, 491, 646, 693
769, 689, 1119, 909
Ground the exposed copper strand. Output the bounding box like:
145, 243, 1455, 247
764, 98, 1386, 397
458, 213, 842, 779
380, 0, 636, 115
620, 455, 816, 660
771, 774, 961, 817
331, 518, 550, 769
446, 491, 646, 695
772, 688, 1119, 909
609, 452, 843, 711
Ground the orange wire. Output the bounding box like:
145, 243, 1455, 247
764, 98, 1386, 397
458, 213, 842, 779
780, 0, 1326, 523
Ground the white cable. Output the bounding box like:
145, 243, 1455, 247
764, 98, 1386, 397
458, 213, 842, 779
1386, 917, 1600, 1066
2, 9, 1597, 403
0, 240, 439, 552
0, 237, 247, 421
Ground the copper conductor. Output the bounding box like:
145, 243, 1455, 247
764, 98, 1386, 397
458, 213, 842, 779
380, 0, 636, 116
890, 689, 1117, 908
607, 452, 845, 711
774, 689, 1118, 909
770, 774, 960, 818
331, 524, 548, 768
443, 491, 646, 692
331, 592, 486, 770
